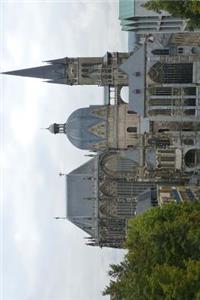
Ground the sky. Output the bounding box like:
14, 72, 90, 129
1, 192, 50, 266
0, 1, 128, 300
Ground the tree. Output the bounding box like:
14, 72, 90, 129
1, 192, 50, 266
143, 0, 200, 29
103, 202, 200, 300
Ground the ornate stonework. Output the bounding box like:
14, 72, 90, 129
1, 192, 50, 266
4, 32, 200, 249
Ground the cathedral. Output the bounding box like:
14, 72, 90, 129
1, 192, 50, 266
4, 32, 200, 248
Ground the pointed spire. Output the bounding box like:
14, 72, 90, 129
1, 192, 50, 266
1, 58, 68, 84
2, 63, 66, 80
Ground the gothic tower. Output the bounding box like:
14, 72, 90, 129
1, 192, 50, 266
3, 52, 129, 86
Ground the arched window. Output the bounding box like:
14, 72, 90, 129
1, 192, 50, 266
148, 109, 172, 116
178, 47, 184, 54
149, 98, 172, 106
148, 138, 170, 147
183, 139, 194, 146
158, 128, 170, 133
182, 128, 192, 132
191, 47, 200, 54
184, 99, 196, 106
184, 87, 196, 96
120, 87, 129, 103
99, 204, 109, 216
150, 87, 172, 96
82, 64, 92, 67
128, 110, 136, 114
127, 127, 137, 133
149, 62, 193, 84
185, 149, 200, 168
152, 49, 170, 55
101, 153, 138, 178
82, 68, 89, 72
184, 109, 196, 116
100, 181, 117, 197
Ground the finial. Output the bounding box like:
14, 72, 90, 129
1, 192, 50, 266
59, 172, 65, 177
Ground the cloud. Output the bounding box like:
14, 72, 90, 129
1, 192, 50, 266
1, 1, 127, 300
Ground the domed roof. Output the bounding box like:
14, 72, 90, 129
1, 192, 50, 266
65, 107, 106, 150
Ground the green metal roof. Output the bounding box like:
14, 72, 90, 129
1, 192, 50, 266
119, 0, 135, 20
121, 25, 135, 31
120, 19, 135, 26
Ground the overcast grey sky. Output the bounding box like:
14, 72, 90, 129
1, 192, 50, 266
0, 1, 128, 299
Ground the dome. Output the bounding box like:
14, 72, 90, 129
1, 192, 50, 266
65, 107, 106, 150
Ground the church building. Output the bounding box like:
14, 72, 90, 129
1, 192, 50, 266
3, 32, 200, 248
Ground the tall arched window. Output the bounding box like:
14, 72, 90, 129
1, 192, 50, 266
149, 62, 193, 84
101, 154, 138, 178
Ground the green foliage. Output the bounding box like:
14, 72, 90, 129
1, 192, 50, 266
144, 0, 200, 29
104, 203, 200, 300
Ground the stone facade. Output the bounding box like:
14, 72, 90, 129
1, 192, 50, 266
4, 32, 200, 249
